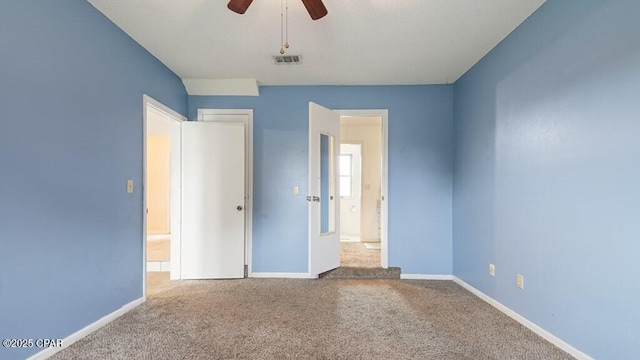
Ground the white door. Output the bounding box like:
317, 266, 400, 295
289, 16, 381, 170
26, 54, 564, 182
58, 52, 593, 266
169, 115, 182, 279
181, 121, 245, 279
308, 102, 340, 276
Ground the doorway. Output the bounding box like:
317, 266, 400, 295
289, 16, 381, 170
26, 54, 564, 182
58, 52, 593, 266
146, 108, 172, 271
143, 95, 184, 298
143, 102, 253, 294
339, 115, 385, 268
308, 104, 389, 277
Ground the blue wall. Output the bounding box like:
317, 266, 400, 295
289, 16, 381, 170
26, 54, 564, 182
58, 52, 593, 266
8, 0, 636, 358
0, 1, 187, 359
453, 1, 640, 358
190, 85, 454, 275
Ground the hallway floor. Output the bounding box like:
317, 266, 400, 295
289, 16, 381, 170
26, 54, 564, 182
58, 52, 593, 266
147, 237, 380, 268
340, 241, 380, 268
147, 238, 170, 262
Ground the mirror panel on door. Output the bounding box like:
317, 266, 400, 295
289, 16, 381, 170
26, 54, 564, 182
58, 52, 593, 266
320, 133, 335, 234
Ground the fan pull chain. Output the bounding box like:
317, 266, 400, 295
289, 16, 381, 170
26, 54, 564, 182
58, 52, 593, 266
285, 0, 290, 49
280, 0, 285, 54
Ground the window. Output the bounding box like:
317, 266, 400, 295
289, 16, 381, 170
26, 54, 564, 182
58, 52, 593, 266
339, 154, 352, 198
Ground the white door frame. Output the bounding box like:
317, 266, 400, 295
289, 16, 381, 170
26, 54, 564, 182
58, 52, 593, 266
142, 94, 186, 299
337, 110, 389, 269
197, 108, 254, 277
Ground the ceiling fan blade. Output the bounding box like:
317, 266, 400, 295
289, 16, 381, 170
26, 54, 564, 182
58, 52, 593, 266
301, 0, 328, 20
227, 0, 254, 14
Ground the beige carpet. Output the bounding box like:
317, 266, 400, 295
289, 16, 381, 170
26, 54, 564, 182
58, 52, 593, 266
340, 241, 380, 268
320, 266, 401, 279
53, 276, 572, 360
146, 272, 180, 297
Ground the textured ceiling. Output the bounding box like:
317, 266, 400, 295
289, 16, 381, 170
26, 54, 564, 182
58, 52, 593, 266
88, 0, 545, 86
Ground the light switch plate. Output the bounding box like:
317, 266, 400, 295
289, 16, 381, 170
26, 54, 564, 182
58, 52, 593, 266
127, 180, 134, 193
293, 186, 300, 195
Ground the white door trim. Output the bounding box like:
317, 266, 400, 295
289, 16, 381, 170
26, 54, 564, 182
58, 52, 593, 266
197, 108, 254, 277
337, 109, 389, 269
142, 94, 186, 299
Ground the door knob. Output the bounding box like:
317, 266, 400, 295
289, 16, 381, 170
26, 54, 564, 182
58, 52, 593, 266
237, 205, 243, 211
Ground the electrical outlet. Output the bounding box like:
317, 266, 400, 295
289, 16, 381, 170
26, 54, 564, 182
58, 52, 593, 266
489, 263, 495, 276
293, 186, 300, 195
516, 274, 524, 289
127, 180, 134, 193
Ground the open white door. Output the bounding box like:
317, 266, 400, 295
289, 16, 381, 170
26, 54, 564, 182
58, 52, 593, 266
308, 102, 340, 276
169, 116, 182, 279
181, 121, 245, 279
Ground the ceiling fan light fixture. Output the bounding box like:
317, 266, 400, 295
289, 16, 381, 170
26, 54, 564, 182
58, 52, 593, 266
227, 0, 327, 20
227, 0, 254, 14
227, 0, 327, 56
301, 0, 328, 20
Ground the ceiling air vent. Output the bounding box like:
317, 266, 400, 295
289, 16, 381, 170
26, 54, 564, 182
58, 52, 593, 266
273, 55, 302, 65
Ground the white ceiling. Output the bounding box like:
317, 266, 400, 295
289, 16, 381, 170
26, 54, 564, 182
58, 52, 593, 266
88, 0, 545, 86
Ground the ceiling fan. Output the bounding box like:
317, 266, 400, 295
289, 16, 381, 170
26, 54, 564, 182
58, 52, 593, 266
227, 0, 328, 20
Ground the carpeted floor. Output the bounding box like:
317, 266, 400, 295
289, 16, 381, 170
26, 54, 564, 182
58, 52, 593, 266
52, 276, 572, 360
320, 266, 401, 279
340, 241, 380, 268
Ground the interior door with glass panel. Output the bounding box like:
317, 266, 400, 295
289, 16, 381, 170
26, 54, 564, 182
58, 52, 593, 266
308, 102, 340, 276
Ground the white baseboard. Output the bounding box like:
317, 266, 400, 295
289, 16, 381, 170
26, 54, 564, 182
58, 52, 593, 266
27, 297, 144, 360
250, 272, 318, 279
147, 261, 171, 272
400, 274, 453, 280
452, 277, 592, 360
22, 275, 590, 359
